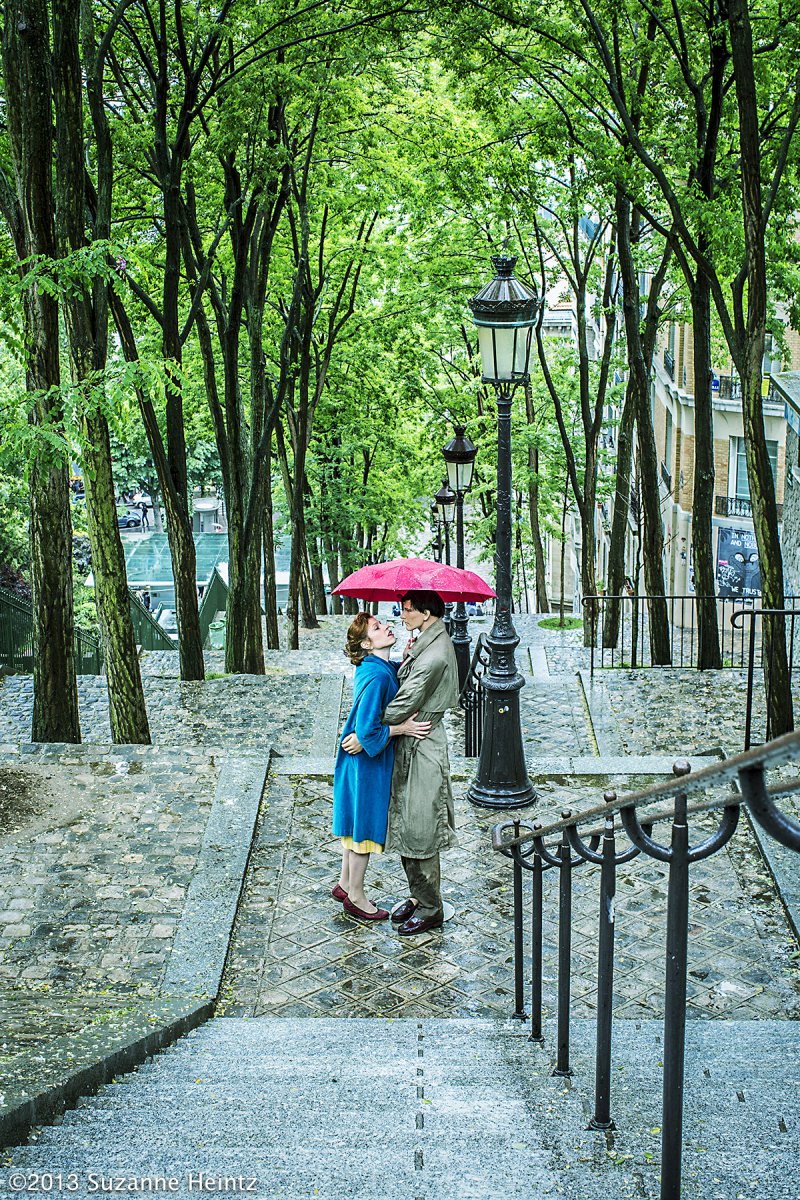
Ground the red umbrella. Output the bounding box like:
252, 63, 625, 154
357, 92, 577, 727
332, 557, 496, 603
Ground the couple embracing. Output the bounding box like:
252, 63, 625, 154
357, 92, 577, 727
331, 591, 459, 936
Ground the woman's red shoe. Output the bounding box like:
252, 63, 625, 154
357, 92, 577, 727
331, 883, 348, 902
343, 896, 389, 921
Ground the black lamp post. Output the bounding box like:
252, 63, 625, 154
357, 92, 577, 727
466, 253, 539, 810
430, 502, 443, 564
443, 425, 477, 690
434, 480, 456, 632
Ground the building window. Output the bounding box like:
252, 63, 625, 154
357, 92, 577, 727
665, 407, 673, 473
763, 333, 781, 377
731, 436, 777, 498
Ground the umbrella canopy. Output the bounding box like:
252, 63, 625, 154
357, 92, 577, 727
332, 557, 496, 603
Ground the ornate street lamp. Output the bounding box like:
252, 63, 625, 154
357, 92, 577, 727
466, 253, 539, 809
443, 425, 477, 690
434, 480, 455, 566
434, 480, 456, 632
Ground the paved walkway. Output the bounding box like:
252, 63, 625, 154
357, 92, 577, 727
5, 1017, 798, 1200
0, 611, 798, 1192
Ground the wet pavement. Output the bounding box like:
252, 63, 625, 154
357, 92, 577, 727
0, 612, 798, 1139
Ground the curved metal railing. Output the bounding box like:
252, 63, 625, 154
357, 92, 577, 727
491, 729, 800, 1200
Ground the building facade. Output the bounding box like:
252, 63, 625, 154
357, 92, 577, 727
652, 323, 800, 602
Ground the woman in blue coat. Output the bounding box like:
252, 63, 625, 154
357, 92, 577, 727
332, 612, 430, 921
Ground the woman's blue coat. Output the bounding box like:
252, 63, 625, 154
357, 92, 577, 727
332, 654, 399, 845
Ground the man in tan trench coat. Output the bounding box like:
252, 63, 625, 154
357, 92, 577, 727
347, 589, 460, 936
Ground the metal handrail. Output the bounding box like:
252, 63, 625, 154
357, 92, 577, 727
492, 726, 800, 851
459, 632, 490, 758
489, 729, 800, 1200
0, 584, 102, 675
128, 588, 175, 651
459, 631, 490, 703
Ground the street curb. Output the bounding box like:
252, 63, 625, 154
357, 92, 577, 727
163, 752, 270, 997
0, 999, 213, 1148
577, 669, 625, 755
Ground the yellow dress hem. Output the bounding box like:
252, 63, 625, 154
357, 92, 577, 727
341, 836, 384, 854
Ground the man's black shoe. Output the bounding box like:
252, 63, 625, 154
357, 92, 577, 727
397, 913, 444, 937
391, 898, 418, 924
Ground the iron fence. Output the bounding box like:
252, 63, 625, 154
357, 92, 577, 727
583, 593, 768, 675
460, 632, 490, 757
731, 605, 800, 749
0, 585, 102, 675
491, 730, 800, 1200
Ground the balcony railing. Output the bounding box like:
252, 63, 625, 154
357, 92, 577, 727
716, 494, 752, 518
664, 348, 675, 379
714, 374, 742, 401
715, 495, 784, 521
660, 460, 672, 491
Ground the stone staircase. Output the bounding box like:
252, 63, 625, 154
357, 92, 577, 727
4, 1016, 798, 1199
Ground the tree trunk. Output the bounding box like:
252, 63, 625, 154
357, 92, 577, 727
224, 476, 264, 674
83, 416, 151, 741
300, 540, 319, 629
311, 557, 327, 614
527, 449, 549, 613
225, 539, 263, 673
262, 439, 280, 650
580, 449, 598, 645
53, 0, 150, 744
523, 385, 549, 613
603, 388, 635, 648
164, 494, 205, 678
690, 275, 722, 669
3, 0, 80, 742
616, 191, 671, 664
559, 486, 568, 627
728, 0, 792, 735
108, 290, 205, 681
634, 389, 671, 664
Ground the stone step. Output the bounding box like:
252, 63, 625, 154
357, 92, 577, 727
8, 1018, 799, 1199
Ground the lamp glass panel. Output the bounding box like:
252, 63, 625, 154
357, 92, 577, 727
514, 326, 533, 377
476, 326, 500, 380
440, 498, 455, 524
457, 456, 475, 492
445, 459, 459, 493
477, 324, 533, 381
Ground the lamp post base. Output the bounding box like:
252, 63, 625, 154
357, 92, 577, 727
466, 674, 536, 810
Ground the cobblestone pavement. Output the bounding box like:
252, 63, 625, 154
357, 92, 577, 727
599, 667, 753, 757
220, 768, 800, 1022
0, 745, 219, 1116
0, 745, 219, 998
0, 673, 343, 758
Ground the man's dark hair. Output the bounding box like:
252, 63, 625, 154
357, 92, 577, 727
401, 590, 445, 619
